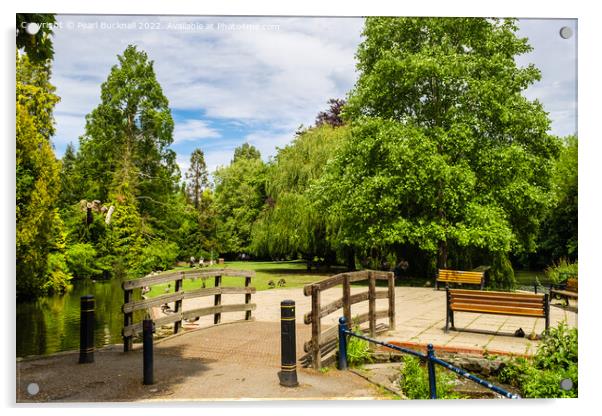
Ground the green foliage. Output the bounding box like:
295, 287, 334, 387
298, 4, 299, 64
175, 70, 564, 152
488, 252, 516, 289
399, 356, 462, 399
16, 51, 68, 299
43, 252, 72, 294
139, 240, 180, 273
185, 148, 209, 209
58, 143, 83, 208
233, 143, 261, 162
498, 322, 578, 398
252, 125, 349, 264
346, 325, 373, 367
16, 14, 56, 64
536, 135, 578, 265
77, 45, 178, 225
214, 150, 267, 255
316, 17, 560, 271
65, 243, 102, 279
545, 258, 578, 284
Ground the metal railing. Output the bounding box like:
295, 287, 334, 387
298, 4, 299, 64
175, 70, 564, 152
337, 317, 520, 399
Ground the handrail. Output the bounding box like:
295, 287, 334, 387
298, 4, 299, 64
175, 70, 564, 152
337, 317, 520, 399
121, 268, 255, 352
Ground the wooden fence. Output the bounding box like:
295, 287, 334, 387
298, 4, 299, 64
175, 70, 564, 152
121, 268, 255, 351
301, 270, 395, 369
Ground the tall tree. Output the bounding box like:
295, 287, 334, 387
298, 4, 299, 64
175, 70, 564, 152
78, 45, 178, 223
185, 148, 209, 209
57, 143, 81, 208
319, 17, 560, 286
233, 142, 261, 162
251, 125, 349, 268
534, 135, 578, 266
214, 145, 266, 256
16, 51, 70, 298
74, 45, 178, 275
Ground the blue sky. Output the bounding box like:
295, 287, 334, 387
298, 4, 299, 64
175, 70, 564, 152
49, 16, 577, 177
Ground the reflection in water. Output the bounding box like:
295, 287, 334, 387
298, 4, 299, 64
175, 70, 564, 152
16, 279, 127, 358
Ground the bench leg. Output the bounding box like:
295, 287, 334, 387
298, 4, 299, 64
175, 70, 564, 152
450, 310, 455, 330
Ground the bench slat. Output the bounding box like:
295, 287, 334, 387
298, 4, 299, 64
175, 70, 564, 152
437, 269, 484, 285
450, 298, 544, 309
451, 304, 546, 317
449, 289, 543, 300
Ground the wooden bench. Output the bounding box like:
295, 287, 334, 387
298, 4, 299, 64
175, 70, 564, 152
445, 288, 549, 334
550, 278, 578, 306
436, 269, 485, 290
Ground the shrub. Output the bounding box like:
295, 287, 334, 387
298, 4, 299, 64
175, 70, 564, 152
498, 322, 577, 398
488, 252, 516, 289
43, 252, 72, 294
346, 328, 373, 367
65, 243, 102, 278
545, 258, 578, 284
139, 240, 180, 274
399, 355, 462, 399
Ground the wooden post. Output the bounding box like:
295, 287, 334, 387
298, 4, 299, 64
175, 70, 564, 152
173, 274, 183, 334
123, 288, 133, 352
342, 274, 351, 325
387, 273, 396, 330
368, 271, 376, 337
214, 274, 222, 324
245, 276, 252, 320
311, 285, 321, 370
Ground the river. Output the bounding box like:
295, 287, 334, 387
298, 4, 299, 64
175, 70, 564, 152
16, 278, 128, 358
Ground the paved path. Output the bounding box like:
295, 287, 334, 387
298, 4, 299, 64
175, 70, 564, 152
17, 285, 577, 402
17, 320, 380, 402
174, 285, 577, 355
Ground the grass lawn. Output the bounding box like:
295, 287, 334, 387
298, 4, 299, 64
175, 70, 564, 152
139, 261, 549, 298
144, 260, 336, 297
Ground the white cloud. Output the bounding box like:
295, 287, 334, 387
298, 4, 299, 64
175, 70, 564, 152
173, 119, 221, 144
49, 15, 577, 160
50, 15, 363, 154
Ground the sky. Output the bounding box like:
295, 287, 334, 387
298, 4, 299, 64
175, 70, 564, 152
48, 15, 577, 177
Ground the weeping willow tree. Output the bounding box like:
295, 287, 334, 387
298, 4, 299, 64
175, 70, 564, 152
251, 125, 350, 269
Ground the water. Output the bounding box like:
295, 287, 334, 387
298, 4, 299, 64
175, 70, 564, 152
16, 278, 127, 358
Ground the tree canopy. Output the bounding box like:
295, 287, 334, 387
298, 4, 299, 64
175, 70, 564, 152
16, 50, 70, 298
251, 125, 349, 266
317, 17, 561, 285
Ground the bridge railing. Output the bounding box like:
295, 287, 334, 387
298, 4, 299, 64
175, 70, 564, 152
121, 268, 255, 351
337, 317, 520, 399
301, 270, 395, 369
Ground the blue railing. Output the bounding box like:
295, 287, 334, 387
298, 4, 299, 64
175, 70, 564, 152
337, 317, 520, 399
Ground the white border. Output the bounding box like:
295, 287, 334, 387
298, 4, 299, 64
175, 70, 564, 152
2, 1, 601, 416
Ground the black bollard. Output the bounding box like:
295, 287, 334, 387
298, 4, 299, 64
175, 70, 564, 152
338, 317, 348, 370
79, 295, 95, 364
143, 319, 155, 385
278, 300, 299, 387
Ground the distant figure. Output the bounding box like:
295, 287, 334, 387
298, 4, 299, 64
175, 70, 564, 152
141, 286, 151, 295
277, 278, 286, 287
268, 280, 276, 289
199, 257, 204, 267
393, 259, 409, 279
161, 303, 173, 314
190, 256, 196, 267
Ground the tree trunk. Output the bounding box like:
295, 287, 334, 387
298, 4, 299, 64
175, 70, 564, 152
346, 247, 356, 271
438, 240, 448, 269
